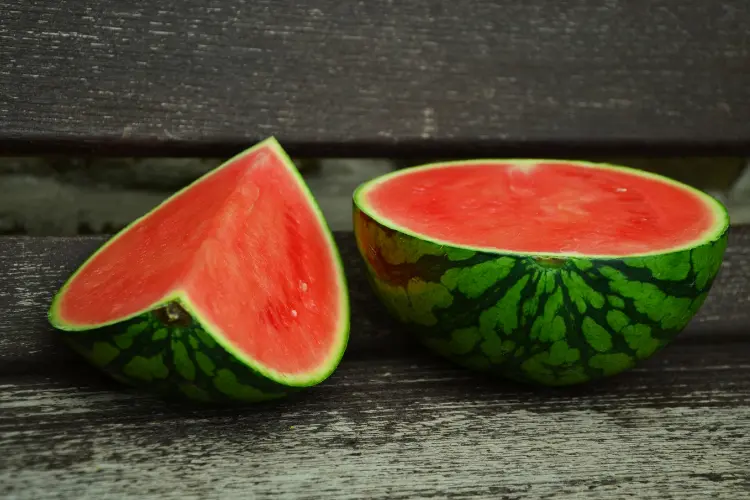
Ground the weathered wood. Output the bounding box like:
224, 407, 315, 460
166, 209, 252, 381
1, 1, 750, 157
1, 229, 750, 499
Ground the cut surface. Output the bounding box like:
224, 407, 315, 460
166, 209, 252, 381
356, 160, 728, 257
51, 138, 347, 379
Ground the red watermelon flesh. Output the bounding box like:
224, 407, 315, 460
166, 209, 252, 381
361, 160, 722, 256
50, 138, 348, 390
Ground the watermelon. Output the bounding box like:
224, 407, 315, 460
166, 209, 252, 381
48, 138, 350, 403
353, 160, 729, 386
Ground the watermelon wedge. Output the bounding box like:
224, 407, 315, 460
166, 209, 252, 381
49, 138, 350, 403
353, 160, 729, 386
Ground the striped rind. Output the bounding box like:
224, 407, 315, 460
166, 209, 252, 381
62, 311, 294, 403
353, 194, 729, 386
48, 137, 350, 401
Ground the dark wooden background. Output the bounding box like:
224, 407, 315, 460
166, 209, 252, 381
1, 0, 749, 157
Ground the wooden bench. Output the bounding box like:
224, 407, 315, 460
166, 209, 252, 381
2, 1, 750, 498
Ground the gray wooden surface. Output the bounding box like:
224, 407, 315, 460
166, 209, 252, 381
1, 0, 750, 156
1, 230, 750, 499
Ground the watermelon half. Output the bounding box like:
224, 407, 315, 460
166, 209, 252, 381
49, 138, 350, 403
353, 160, 729, 386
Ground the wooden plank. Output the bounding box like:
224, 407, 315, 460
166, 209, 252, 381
1, 229, 749, 498
1, 0, 750, 157
2, 347, 750, 500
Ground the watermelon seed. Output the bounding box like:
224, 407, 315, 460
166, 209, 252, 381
153, 302, 193, 327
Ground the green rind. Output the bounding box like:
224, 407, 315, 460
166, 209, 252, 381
48, 137, 350, 402
62, 308, 294, 403
352, 160, 729, 386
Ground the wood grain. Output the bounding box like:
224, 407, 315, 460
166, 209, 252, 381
1, 230, 749, 499
1, 0, 750, 156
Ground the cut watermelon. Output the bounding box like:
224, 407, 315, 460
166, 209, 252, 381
49, 138, 350, 403
353, 160, 729, 386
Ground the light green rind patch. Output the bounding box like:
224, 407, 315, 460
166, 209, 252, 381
692, 239, 728, 289
113, 321, 149, 349
196, 329, 217, 348
444, 247, 477, 262
606, 310, 630, 332
621, 324, 660, 359
520, 353, 555, 384
406, 279, 453, 325
123, 355, 169, 381
372, 280, 411, 321
572, 258, 593, 271
91, 342, 119, 366
113, 332, 135, 349
562, 271, 605, 314
522, 270, 552, 324
533, 274, 547, 296
126, 321, 149, 336
374, 229, 443, 265
372, 278, 453, 326
522, 295, 540, 325
582, 317, 613, 352
213, 369, 282, 402
479, 276, 530, 336
391, 235, 444, 265
600, 266, 693, 330
520, 346, 587, 386
195, 351, 216, 376
179, 384, 212, 402
188, 334, 199, 349
152, 328, 168, 341
147, 355, 169, 380
625, 252, 691, 281
589, 353, 634, 376
530, 288, 566, 342
522, 271, 549, 323
480, 337, 516, 363
450, 327, 481, 355
440, 257, 515, 298
545, 316, 566, 343
547, 341, 581, 366
543, 272, 556, 294
172, 340, 196, 381
608, 295, 625, 309
374, 229, 475, 264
